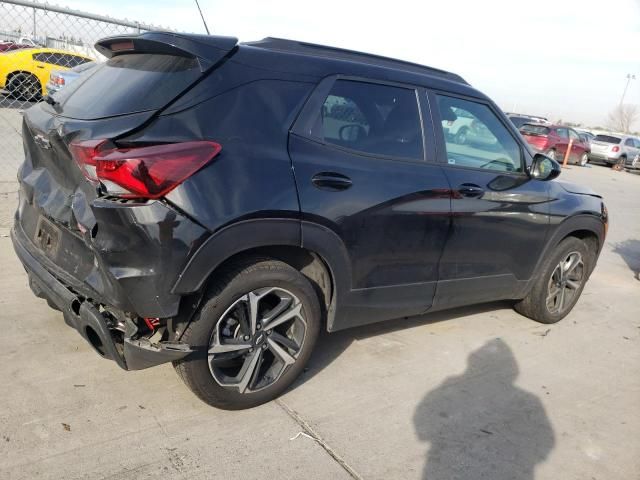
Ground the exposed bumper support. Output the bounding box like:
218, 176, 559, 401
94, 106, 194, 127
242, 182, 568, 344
11, 225, 192, 370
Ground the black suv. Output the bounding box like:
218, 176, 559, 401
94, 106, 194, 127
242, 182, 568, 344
12, 33, 607, 409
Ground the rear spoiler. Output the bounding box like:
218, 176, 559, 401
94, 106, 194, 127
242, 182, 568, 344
96, 32, 238, 70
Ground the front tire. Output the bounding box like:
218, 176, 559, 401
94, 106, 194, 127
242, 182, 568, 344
579, 153, 589, 167
174, 258, 321, 409
514, 237, 592, 324
454, 127, 469, 145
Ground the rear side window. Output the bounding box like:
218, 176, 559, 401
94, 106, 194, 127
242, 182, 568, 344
312, 80, 424, 160
624, 138, 634, 146
595, 135, 621, 144
56, 53, 201, 120
556, 128, 569, 139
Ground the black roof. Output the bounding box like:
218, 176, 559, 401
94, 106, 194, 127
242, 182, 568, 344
243, 37, 468, 85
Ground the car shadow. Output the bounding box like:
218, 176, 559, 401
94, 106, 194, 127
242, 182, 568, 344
414, 338, 555, 479
297, 301, 511, 387
613, 239, 640, 280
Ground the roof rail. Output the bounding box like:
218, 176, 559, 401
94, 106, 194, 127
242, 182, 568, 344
243, 37, 468, 85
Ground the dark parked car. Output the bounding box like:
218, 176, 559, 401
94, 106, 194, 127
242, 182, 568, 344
520, 124, 591, 166
12, 32, 607, 409
506, 113, 549, 129
0, 41, 32, 53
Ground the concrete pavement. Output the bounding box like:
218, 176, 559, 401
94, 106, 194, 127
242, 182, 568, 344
0, 165, 638, 479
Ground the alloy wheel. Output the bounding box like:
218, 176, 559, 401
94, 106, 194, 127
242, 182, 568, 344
546, 251, 584, 315
580, 153, 588, 167
208, 287, 307, 394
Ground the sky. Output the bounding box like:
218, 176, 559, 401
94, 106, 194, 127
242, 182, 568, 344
25, 0, 640, 127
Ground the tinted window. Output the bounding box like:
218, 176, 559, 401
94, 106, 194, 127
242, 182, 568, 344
313, 80, 423, 160
556, 128, 569, 139
594, 135, 621, 144
625, 138, 634, 146
436, 95, 522, 173
33, 52, 57, 64
520, 124, 549, 136
508, 116, 535, 129
56, 53, 201, 120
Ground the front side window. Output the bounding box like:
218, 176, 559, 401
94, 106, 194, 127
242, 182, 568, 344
436, 95, 522, 172
313, 80, 423, 160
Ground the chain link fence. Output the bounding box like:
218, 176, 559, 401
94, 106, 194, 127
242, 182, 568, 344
0, 0, 166, 231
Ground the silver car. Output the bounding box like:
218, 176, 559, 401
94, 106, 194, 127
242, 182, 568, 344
588, 134, 640, 166
45, 61, 96, 94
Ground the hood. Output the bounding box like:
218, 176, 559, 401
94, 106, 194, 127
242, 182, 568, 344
557, 180, 602, 198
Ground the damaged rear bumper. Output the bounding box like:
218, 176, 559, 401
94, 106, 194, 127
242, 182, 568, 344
11, 224, 192, 370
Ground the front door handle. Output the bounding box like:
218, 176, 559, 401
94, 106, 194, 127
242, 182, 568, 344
311, 172, 353, 191
458, 183, 484, 198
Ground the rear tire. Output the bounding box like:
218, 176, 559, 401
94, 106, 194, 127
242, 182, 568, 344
545, 149, 556, 161
514, 237, 592, 324
174, 258, 321, 410
7, 72, 41, 102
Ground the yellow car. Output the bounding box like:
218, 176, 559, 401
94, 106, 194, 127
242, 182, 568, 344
0, 48, 94, 100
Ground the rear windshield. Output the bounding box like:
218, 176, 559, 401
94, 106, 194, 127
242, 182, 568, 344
594, 135, 621, 144
520, 124, 549, 136
56, 53, 201, 119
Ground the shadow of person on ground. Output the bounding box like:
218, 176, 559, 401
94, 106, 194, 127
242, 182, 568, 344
414, 338, 555, 480
613, 239, 640, 280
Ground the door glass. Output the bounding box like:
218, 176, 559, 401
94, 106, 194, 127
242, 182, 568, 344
568, 130, 580, 141
556, 128, 569, 139
435, 95, 522, 172
312, 80, 424, 160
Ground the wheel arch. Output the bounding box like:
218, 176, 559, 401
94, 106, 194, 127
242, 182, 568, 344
530, 214, 604, 287
171, 219, 352, 330
5, 70, 43, 95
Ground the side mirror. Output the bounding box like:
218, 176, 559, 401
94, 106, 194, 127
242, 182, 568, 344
530, 153, 561, 181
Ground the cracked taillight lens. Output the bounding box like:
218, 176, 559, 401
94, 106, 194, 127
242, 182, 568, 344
70, 140, 222, 199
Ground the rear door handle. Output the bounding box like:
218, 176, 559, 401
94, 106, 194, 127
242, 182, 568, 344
311, 172, 352, 191
458, 183, 484, 197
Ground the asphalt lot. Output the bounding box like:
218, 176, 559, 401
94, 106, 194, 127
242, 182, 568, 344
0, 164, 638, 479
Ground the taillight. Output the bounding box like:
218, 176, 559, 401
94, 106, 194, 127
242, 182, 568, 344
612, 146, 620, 152
69, 140, 222, 199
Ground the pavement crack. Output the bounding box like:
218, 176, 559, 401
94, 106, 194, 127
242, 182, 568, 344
276, 398, 364, 480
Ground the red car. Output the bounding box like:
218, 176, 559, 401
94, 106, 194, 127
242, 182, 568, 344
519, 124, 590, 166
0, 42, 32, 53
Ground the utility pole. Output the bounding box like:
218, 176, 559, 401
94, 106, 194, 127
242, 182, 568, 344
620, 73, 636, 106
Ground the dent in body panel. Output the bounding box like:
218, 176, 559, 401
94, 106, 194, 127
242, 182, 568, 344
124, 79, 315, 233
